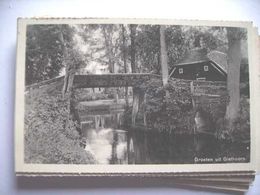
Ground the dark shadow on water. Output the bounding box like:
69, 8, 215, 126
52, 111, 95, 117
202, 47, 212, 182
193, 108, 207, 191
79, 107, 250, 165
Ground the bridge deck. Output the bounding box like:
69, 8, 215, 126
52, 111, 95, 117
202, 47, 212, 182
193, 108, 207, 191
25, 73, 226, 97
73, 73, 157, 88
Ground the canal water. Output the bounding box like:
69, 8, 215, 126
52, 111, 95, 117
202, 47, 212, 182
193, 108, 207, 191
80, 107, 250, 164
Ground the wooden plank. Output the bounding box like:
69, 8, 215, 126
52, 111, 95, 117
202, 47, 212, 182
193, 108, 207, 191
73, 73, 154, 88
25, 76, 64, 91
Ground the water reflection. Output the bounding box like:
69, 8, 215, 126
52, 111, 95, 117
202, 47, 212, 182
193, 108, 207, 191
80, 109, 249, 164
81, 111, 131, 164
83, 128, 129, 164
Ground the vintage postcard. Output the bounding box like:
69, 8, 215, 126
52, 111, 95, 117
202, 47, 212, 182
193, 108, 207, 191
15, 18, 259, 175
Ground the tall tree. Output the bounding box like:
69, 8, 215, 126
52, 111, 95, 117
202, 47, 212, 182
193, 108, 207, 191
101, 25, 122, 102
130, 24, 139, 125
160, 25, 170, 99
60, 25, 71, 98
121, 24, 129, 107
101, 25, 116, 73
225, 27, 245, 130
59, 25, 86, 99
26, 25, 72, 85
135, 25, 161, 73
160, 25, 169, 87
130, 24, 137, 73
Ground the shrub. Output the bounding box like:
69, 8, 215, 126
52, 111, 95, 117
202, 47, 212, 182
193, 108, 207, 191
232, 96, 250, 142
136, 77, 194, 134
215, 96, 250, 142
126, 77, 230, 136
25, 88, 95, 164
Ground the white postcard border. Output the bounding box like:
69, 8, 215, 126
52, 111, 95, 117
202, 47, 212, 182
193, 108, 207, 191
15, 18, 258, 174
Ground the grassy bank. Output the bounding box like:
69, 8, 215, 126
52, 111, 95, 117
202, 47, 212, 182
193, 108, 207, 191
24, 83, 95, 164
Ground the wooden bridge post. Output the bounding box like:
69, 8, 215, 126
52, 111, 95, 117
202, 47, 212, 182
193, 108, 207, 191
62, 67, 76, 130
131, 88, 139, 126
62, 69, 75, 100
131, 88, 147, 127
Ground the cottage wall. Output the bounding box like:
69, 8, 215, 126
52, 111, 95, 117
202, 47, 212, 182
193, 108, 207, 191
171, 62, 226, 81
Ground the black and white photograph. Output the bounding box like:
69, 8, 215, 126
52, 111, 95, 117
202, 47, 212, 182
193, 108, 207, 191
15, 19, 256, 173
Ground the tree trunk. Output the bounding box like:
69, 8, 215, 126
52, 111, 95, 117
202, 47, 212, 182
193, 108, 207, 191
59, 28, 69, 99
102, 26, 118, 102
132, 93, 139, 125
160, 25, 170, 99
121, 24, 129, 108
225, 27, 242, 130
59, 27, 76, 131
102, 26, 115, 73
130, 24, 137, 73
130, 24, 139, 125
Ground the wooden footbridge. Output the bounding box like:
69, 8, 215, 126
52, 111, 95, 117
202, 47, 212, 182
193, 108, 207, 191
26, 73, 158, 91
26, 73, 226, 95
26, 72, 227, 126
25, 73, 161, 126
73, 73, 157, 88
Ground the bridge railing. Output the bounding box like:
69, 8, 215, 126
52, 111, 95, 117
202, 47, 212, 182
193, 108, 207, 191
25, 73, 227, 98
73, 73, 157, 88
25, 76, 65, 91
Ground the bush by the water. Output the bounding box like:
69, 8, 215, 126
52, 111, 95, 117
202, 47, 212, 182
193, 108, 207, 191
215, 96, 250, 142
232, 97, 250, 142
128, 77, 248, 142
25, 87, 95, 164
136, 78, 195, 134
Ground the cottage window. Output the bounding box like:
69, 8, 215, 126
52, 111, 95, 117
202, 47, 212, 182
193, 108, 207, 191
179, 68, 183, 74
204, 65, 209, 71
